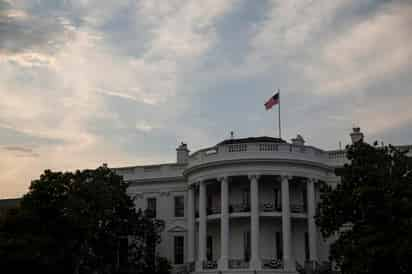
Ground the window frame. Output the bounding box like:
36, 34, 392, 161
174, 235, 185, 265
174, 195, 185, 218
147, 197, 157, 218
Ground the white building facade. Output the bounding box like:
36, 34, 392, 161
114, 128, 411, 274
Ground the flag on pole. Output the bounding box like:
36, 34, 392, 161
264, 91, 280, 110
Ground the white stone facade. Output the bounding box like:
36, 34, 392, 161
114, 130, 411, 274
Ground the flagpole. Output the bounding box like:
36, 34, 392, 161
278, 88, 281, 139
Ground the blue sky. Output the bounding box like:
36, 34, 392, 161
1, 0, 411, 198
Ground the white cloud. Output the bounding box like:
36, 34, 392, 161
306, 2, 412, 95
249, 0, 347, 66
135, 121, 154, 133
0, 0, 239, 198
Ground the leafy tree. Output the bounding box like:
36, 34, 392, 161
0, 166, 170, 274
316, 141, 412, 274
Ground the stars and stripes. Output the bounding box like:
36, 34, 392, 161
264, 91, 280, 110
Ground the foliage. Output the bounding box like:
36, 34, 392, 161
316, 141, 412, 274
0, 166, 170, 274
296, 261, 333, 274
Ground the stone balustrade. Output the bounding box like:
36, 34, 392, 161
203, 260, 218, 270
187, 142, 331, 170
262, 258, 283, 269
228, 259, 250, 269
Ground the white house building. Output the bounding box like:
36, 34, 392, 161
114, 128, 411, 274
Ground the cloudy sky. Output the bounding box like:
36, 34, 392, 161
1, 0, 411, 198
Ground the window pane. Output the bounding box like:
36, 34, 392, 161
174, 236, 184, 264
147, 197, 156, 218
174, 196, 184, 217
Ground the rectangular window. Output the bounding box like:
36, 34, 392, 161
174, 196, 185, 217
207, 236, 213, 261
147, 197, 156, 218
304, 232, 309, 261
276, 232, 282, 259
174, 236, 184, 265
244, 231, 250, 261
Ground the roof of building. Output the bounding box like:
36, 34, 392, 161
0, 198, 21, 209
218, 136, 287, 145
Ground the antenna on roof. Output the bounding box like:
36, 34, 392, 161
339, 141, 342, 150
230, 131, 234, 139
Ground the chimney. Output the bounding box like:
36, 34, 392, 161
350, 127, 364, 143
176, 142, 190, 164
291, 134, 305, 146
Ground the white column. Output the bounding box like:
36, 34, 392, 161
249, 174, 261, 269
307, 178, 318, 262
219, 176, 229, 270
281, 175, 293, 270
196, 181, 207, 271
187, 185, 195, 263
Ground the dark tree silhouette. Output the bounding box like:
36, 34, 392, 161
316, 141, 412, 274
0, 166, 171, 274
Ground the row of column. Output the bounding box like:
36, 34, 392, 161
187, 175, 318, 271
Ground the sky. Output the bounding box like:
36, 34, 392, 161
1, 0, 411, 198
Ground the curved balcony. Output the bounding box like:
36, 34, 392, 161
196, 202, 307, 221
228, 259, 250, 269
202, 260, 218, 270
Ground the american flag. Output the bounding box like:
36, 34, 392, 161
264, 91, 280, 110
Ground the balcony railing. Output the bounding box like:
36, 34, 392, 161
172, 262, 195, 274
290, 203, 306, 213
260, 202, 281, 212
229, 259, 250, 269
262, 258, 283, 269
296, 260, 332, 274
197, 203, 305, 216
229, 203, 250, 213
203, 260, 218, 269
207, 207, 221, 215
172, 264, 188, 274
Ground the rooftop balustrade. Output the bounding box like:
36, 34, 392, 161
187, 142, 338, 170
115, 163, 186, 181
